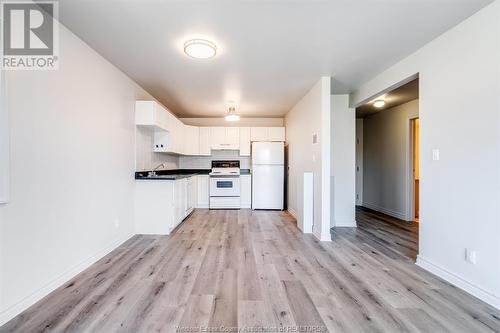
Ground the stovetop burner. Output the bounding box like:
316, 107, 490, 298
210, 160, 241, 176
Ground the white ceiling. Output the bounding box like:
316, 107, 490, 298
59, 0, 492, 118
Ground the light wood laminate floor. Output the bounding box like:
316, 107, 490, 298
1, 209, 499, 332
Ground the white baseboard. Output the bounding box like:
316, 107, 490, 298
195, 204, 209, 209
362, 201, 408, 221
416, 255, 500, 310
320, 233, 332, 242
0, 232, 134, 326
333, 219, 357, 227
286, 207, 314, 234
312, 229, 332, 242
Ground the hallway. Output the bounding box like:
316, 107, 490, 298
347, 207, 419, 261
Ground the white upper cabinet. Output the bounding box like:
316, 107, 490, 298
170, 119, 184, 154
135, 101, 170, 130
137, 101, 285, 155
239, 127, 251, 156
225, 127, 240, 146
268, 127, 286, 141
184, 125, 199, 155
210, 127, 226, 147
137, 101, 186, 155
153, 131, 171, 153
163, 109, 178, 133
251, 127, 285, 142
250, 127, 268, 142
209, 127, 240, 148
199, 127, 211, 156
171, 120, 181, 154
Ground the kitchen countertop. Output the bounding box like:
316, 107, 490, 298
135, 174, 197, 180
135, 168, 251, 180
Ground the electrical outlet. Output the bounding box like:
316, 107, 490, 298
114, 219, 120, 229
465, 248, 477, 264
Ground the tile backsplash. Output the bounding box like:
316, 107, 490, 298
179, 150, 250, 170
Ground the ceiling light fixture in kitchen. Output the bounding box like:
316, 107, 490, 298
183, 39, 217, 59
373, 99, 386, 108
225, 106, 240, 122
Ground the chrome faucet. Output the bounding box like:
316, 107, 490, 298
148, 163, 165, 177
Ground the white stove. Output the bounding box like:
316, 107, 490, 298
209, 167, 240, 176
209, 161, 241, 209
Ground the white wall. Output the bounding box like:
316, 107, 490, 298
179, 150, 250, 170
351, 1, 500, 309
355, 119, 363, 205
180, 117, 283, 127
285, 77, 331, 241
0, 71, 8, 204
0, 23, 153, 324
362, 99, 419, 220
330, 95, 356, 227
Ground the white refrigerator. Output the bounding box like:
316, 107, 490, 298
252, 142, 284, 210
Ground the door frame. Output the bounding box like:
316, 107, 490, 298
407, 116, 419, 222
355, 118, 363, 206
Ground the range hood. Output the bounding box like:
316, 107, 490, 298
211, 143, 240, 151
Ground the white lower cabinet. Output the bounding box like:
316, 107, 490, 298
135, 176, 196, 235
135, 174, 250, 235
196, 175, 209, 208
240, 174, 252, 208
135, 180, 175, 235
186, 176, 196, 215
174, 178, 187, 226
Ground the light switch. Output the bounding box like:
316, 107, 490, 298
312, 133, 318, 145
432, 149, 440, 161
465, 248, 477, 264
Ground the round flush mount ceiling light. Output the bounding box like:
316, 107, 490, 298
225, 106, 240, 122
225, 114, 240, 121
183, 39, 217, 59
373, 100, 386, 108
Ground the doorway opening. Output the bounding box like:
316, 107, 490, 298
354, 75, 420, 260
